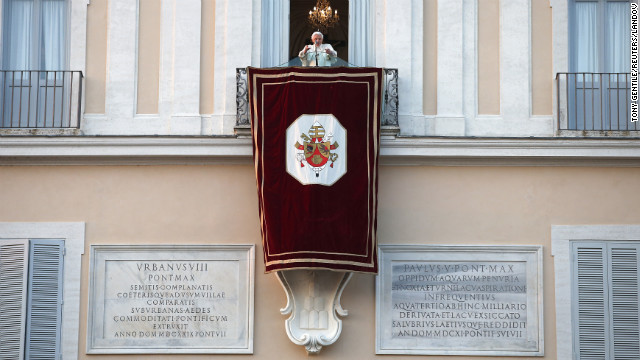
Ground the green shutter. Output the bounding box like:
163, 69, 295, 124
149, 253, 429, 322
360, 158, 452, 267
25, 240, 64, 360
0, 240, 29, 360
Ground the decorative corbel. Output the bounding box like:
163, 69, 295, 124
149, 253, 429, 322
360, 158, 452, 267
276, 270, 353, 353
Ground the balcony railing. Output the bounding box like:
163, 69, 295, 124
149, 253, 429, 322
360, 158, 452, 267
235, 67, 399, 133
0, 70, 83, 129
556, 72, 637, 133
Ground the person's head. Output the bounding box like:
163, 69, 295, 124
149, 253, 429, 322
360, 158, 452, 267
311, 32, 323, 45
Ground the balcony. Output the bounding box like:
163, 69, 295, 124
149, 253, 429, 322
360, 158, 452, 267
235, 67, 399, 137
0, 70, 83, 131
556, 72, 638, 136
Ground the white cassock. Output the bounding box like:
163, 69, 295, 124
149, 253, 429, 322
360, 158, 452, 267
298, 44, 338, 67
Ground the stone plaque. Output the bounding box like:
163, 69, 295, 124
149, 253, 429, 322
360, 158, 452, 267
87, 245, 254, 354
376, 245, 543, 356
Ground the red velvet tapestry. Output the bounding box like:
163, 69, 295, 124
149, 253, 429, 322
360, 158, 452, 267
248, 66, 382, 273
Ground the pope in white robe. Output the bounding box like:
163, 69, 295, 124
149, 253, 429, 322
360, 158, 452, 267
299, 31, 337, 67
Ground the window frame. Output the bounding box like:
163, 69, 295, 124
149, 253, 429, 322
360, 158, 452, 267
552, 225, 640, 360
0, 222, 84, 360
571, 240, 640, 359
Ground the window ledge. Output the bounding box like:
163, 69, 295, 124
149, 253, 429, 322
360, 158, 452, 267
0, 129, 82, 136
0, 136, 639, 166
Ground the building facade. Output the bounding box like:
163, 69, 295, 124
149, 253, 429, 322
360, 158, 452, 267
1, 0, 639, 359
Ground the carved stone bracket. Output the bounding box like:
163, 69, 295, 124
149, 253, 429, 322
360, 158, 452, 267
276, 270, 353, 354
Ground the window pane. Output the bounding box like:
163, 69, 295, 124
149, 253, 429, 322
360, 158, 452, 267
606, 1, 630, 73
2, 0, 34, 70
39, 0, 66, 70
574, 2, 599, 72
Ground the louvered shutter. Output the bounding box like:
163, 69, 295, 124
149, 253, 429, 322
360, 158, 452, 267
0, 240, 29, 360
573, 242, 640, 360
609, 245, 640, 360
25, 240, 64, 360
574, 245, 609, 359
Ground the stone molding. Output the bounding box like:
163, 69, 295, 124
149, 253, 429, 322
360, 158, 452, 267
1, 136, 640, 166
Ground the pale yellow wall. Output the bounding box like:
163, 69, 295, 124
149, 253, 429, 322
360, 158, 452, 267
531, 0, 553, 116
200, 0, 215, 114
136, 0, 161, 114
477, 0, 500, 115
2, 165, 640, 359
84, 0, 214, 116
423, 0, 437, 115
85, 0, 108, 114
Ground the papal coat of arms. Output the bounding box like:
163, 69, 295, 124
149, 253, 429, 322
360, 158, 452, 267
295, 121, 339, 175
286, 114, 347, 186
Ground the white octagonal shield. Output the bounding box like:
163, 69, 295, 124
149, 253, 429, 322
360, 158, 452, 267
286, 114, 347, 186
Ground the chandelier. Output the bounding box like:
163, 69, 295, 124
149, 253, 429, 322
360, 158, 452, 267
308, 0, 339, 34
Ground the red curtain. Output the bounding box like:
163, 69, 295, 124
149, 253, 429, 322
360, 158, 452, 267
248, 67, 382, 273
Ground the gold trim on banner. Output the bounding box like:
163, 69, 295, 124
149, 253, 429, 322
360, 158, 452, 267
250, 69, 381, 269
261, 80, 372, 259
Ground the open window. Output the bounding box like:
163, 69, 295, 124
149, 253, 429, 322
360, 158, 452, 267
260, 0, 373, 68
565, 0, 631, 131
1, 0, 80, 129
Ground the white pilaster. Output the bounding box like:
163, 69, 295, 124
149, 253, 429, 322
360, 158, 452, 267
104, 0, 138, 121
261, 0, 288, 67
212, 0, 255, 135
432, 0, 465, 135
349, 0, 375, 66
155, 0, 202, 134
69, 0, 89, 73
374, 0, 386, 67
500, 0, 531, 120
551, 0, 569, 134
158, 0, 174, 125
550, 0, 569, 77
87, 0, 206, 135
172, 0, 202, 118
465, 0, 553, 137
382, 0, 418, 134
69, 0, 90, 126
410, 0, 424, 119
462, 0, 477, 127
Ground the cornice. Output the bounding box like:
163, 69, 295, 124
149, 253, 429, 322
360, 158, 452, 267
379, 137, 640, 166
0, 136, 639, 166
0, 136, 253, 165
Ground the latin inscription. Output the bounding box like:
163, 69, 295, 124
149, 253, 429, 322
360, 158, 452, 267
390, 261, 529, 343
103, 260, 238, 342
377, 246, 542, 356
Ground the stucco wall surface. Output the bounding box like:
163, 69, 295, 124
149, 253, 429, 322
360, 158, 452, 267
1, 164, 639, 359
